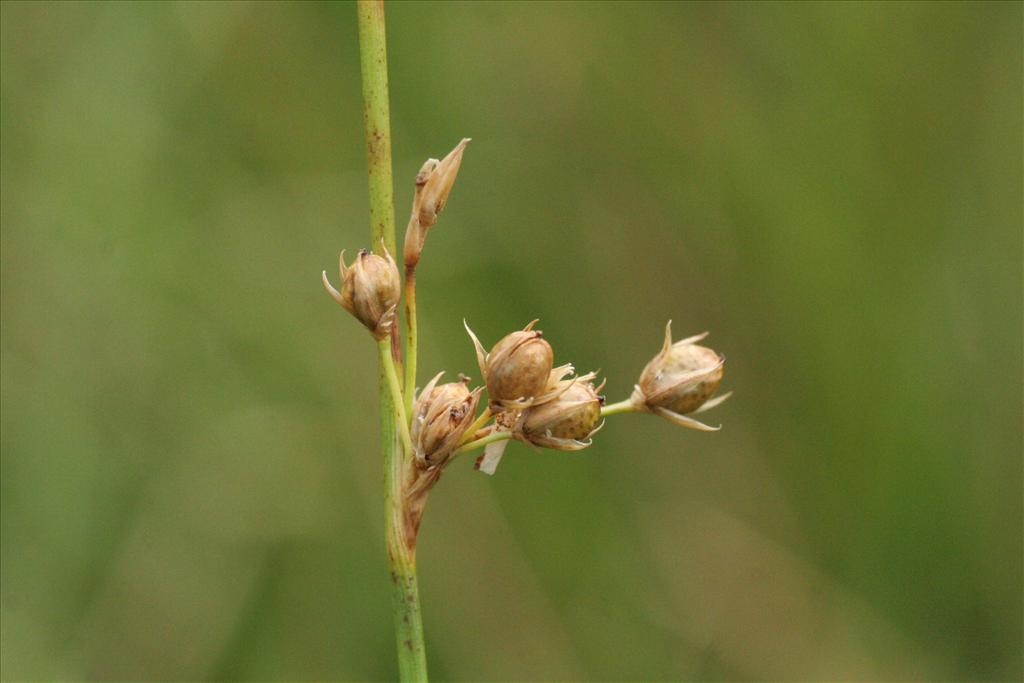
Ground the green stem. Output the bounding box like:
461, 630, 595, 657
458, 406, 492, 445
379, 339, 414, 457
358, 0, 396, 256
453, 429, 513, 456
357, 2, 428, 680
600, 398, 637, 417
403, 267, 418, 418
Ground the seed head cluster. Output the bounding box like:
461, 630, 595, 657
323, 138, 731, 494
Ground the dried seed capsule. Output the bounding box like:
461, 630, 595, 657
322, 245, 400, 340
630, 321, 731, 431
417, 138, 469, 227
465, 319, 554, 409
404, 138, 470, 268
517, 373, 605, 450
411, 372, 483, 468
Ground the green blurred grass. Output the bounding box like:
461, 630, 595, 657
1, 1, 1021, 680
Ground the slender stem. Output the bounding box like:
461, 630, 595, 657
403, 266, 418, 418
358, 1, 396, 257
379, 339, 414, 456
357, 2, 428, 680
385, 517, 427, 683
600, 398, 637, 417
453, 429, 513, 456
458, 406, 492, 445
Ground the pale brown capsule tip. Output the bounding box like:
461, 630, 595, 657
322, 243, 400, 340
464, 320, 488, 378
630, 320, 730, 430
410, 372, 483, 468
322, 270, 343, 306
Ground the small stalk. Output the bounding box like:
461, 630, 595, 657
453, 429, 513, 456
459, 406, 492, 444
403, 266, 418, 417
600, 399, 636, 417
380, 339, 414, 456
357, 1, 428, 680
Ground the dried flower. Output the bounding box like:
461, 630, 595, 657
465, 319, 554, 410
411, 372, 483, 468
516, 372, 605, 450
404, 138, 470, 268
322, 244, 400, 340
630, 321, 731, 430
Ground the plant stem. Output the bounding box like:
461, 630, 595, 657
357, 2, 428, 680
358, 1, 396, 257
600, 398, 637, 417
403, 266, 418, 417
453, 429, 513, 456
383, 432, 427, 683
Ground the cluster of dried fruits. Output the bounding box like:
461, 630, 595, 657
323, 140, 729, 516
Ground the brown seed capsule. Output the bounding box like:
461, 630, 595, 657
630, 321, 731, 431
465, 319, 554, 409
517, 373, 605, 450
411, 372, 483, 468
418, 138, 469, 225
404, 138, 470, 269
322, 244, 400, 341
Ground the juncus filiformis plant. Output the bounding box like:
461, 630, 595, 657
325, 139, 731, 481
327, 120, 731, 679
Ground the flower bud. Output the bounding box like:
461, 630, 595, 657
411, 372, 483, 468
517, 372, 605, 450
322, 244, 400, 340
404, 138, 470, 268
465, 319, 554, 409
630, 321, 731, 431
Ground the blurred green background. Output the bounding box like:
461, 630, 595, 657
2, 1, 1021, 680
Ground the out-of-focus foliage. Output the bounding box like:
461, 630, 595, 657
1, 1, 1020, 680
